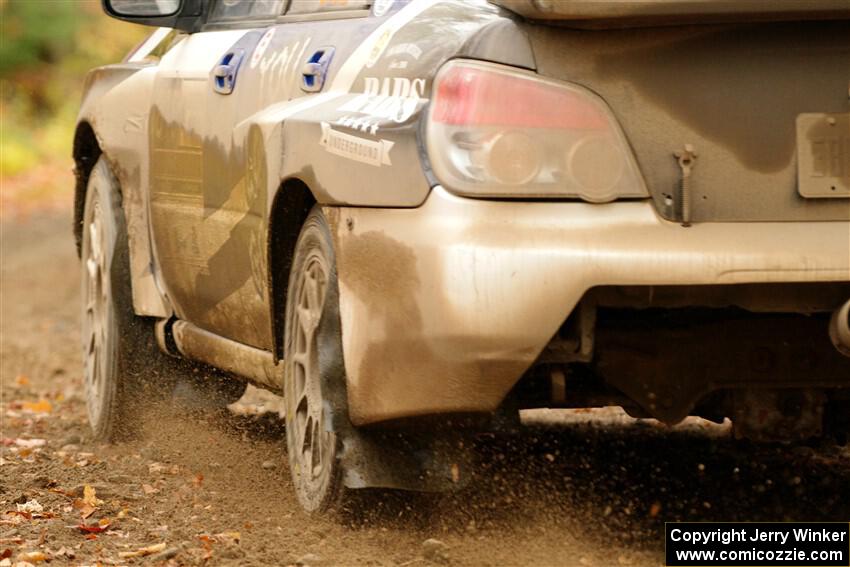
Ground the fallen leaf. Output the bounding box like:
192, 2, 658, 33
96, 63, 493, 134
54, 547, 75, 560
71, 499, 96, 519
12, 439, 46, 448
16, 500, 43, 514
82, 484, 102, 507
118, 542, 166, 558
142, 483, 159, 495
215, 531, 241, 544
21, 400, 52, 414
192, 473, 204, 487
18, 550, 48, 563
198, 536, 214, 560
0, 550, 9, 560
14, 375, 29, 387
77, 521, 109, 534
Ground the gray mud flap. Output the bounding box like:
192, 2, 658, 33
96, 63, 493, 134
316, 249, 472, 493
340, 428, 472, 492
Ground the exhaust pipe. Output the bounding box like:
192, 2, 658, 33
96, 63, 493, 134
830, 299, 850, 357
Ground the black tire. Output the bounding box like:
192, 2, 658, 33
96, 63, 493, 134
80, 157, 175, 441
283, 206, 348, 513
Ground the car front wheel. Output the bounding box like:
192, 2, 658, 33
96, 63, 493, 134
80, 157, 174, 440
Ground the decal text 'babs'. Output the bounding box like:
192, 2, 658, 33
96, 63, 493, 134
338, 77, 426, 123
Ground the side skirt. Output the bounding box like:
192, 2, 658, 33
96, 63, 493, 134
170, 321, 283, 394
166, 319, 470, 491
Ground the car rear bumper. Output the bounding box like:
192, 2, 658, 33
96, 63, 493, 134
327, 187, 850, 426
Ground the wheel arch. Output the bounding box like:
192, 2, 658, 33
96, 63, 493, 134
268, 176, 318, 362
73, 121, 103, 257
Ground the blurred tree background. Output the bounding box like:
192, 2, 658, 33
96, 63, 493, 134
1, 0, 147, 216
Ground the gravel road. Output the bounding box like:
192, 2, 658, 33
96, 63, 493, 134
2, 209, 849, 566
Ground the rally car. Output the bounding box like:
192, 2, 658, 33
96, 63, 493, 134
76, 0, 850, 512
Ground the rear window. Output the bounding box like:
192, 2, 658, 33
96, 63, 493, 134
286, 0, 371, 15
209, 0, 287, 21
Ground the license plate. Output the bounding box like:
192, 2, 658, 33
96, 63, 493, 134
797, 112, 850, 198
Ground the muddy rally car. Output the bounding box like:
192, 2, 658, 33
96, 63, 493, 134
75, 0, 850, 511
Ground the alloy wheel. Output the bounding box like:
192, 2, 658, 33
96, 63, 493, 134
81, 191, 112, 428
285, 250, 338, 509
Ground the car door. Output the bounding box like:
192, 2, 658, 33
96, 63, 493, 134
148, 0, 292, 349
184, 0, 305, 351
148, 0, 377, 350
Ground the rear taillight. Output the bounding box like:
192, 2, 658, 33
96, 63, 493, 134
426, 60, 647, 202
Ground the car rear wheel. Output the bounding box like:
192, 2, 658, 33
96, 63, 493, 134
284, 207, 347, 513
81, 157, 175, 441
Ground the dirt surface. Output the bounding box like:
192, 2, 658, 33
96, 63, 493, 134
2, 208, 850, 567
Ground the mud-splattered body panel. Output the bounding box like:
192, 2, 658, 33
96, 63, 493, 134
110, 0, 509, 348
528, 21, 850, 222
76, 0, 850, 429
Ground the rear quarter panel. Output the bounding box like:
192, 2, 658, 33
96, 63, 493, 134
255, 0, 532, 209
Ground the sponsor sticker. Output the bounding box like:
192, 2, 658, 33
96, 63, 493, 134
365, 28, 394, 69
337, 76, 426, 123
250, 28, 276, 69
373, 0, 395, 17
336, 115, 380, 135
386, 42, 422, 60
320, 122, 394, 167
